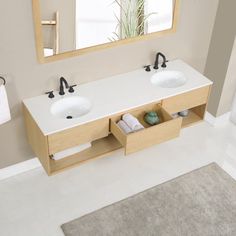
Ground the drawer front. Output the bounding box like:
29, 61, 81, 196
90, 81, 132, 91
162, 86, 210, 114
126, 117, 182, 154
48, 118, 109, 154
110, 105, 182, 155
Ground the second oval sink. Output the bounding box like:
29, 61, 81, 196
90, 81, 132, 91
50, 96, 92, 119
151, 70, 187, 88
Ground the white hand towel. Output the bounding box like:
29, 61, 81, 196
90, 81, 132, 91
117, 120, 132, 134
52, 143, 91, 161
0, 85, 11, 125
122, 113, 144, 131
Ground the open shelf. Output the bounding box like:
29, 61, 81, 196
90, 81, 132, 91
49, 134, 122, 175
180, 104, 206, 128
182, 110, 202, 128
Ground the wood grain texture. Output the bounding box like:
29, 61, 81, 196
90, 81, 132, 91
32, 0, 180, 63
48, 118, 109, 154
32, 0, 45, 63
172, 0, 181, 32
110, 104, 182, 155
181, 105, 206, 128
23, 83, 211, 175
50, 135, 122, 175
110, 102, 163, 146
23, 104, 50, 174
110, 102, 162, 124
182, 85, 211, 128
125, 117, 182, 155
162, 86, 210, 114
54, 11, 59, 55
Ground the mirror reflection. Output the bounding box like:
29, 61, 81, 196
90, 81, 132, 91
40, 0, 174, 57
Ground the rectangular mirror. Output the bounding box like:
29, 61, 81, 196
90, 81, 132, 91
32, 0, 180, 63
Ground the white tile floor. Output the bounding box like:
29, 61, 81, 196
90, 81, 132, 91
0, 121, 236, 236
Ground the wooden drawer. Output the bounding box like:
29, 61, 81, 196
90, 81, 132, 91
48, 118, 109, 154
162, 86, 210, 114
110, 104, 182, 155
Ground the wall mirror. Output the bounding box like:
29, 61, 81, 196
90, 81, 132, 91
32, 0, 180, 63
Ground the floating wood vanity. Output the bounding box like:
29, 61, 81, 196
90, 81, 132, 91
23, 85, 211, 176
23, 60, 212, 175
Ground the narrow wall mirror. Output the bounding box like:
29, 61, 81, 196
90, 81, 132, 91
32, 0, 180, 63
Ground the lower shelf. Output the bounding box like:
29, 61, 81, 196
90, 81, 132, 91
181, 104, 206, 128
182, 110, 203, 128
49, 134, 122, 175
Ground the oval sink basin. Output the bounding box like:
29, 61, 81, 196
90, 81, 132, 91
151, 70, 187, 88
50, 96, 92, 119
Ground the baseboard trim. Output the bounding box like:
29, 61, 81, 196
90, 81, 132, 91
205, 111, 231, 126
0, 158, 42, 181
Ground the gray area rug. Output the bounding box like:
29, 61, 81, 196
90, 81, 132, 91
61, 163, 236, 236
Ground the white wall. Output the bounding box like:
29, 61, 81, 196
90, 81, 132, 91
217, 37, 236, 116
204, 0, 236, 116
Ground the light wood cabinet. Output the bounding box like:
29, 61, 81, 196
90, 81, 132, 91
23, 105, 116, 175
23, 85, 211, 176
48, 118, 109, 154
110, 104, 182, 155
162, 86, 210, 114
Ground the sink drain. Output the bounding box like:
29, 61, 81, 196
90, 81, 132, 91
66, 116, 73, 119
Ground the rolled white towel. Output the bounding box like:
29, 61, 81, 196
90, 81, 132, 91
52, 143, 91, 161
117, 120, 132, 134
122, 113, 144, 132
0, 84, 11, 125
133, 124, 145, 132
172, 113, 179, 119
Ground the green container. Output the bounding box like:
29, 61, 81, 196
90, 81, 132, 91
144, 112, 160, 126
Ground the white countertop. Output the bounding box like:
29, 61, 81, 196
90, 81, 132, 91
23, 60, 213, 135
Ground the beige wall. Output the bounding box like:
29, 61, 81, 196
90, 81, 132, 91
217, 37, 236, 116
40, 0, 76, 53
0, 0, 218, 168
204, 0, 236, 116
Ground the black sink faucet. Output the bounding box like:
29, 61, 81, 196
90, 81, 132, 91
59, 77, 69, 95
154, 52, 167, 69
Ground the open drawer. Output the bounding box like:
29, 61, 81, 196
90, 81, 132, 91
110, 104, 182, 155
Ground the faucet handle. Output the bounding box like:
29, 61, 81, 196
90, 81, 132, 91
45, 91, 54, 99
68, 84, 77, 93
144, 65, 151, 72
161, 60, 169, 68
161, 62, 167, 68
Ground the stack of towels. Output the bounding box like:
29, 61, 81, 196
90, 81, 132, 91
117, 113, 144, 134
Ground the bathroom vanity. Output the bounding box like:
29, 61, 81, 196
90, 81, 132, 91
23, 60, 212, 175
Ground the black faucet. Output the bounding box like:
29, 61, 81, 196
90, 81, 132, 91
59, 77, 69, 95
45, 91, 54, 98
154, 52, 167, 70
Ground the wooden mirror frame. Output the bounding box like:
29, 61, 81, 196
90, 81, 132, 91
32, 0, 180, 63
